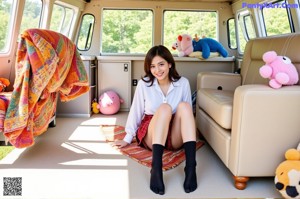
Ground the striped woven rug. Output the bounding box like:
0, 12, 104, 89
101, 125, 204, 171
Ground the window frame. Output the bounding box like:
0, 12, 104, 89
76, 13, 95, 51
236, 9, 257, 54
243, 14, 256, 40
49, 3, 75, 38
227, 18, 237, 50
0, 0, 17, 54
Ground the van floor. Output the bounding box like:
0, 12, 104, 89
0, 112, 282, 199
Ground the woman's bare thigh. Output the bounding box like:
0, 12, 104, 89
170, 112, 183, 149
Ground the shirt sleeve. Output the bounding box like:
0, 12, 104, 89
182, 78, 192, 107
123, 80, 145, 144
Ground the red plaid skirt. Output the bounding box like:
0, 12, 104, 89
136, 114, 175, 150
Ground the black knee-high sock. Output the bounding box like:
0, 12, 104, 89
150, 144, 165, 195
183, 141, 197, 193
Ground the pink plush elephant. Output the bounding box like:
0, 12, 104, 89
97, 91, 124, 115
172, 34, 193, 57
259, 51, 299, 89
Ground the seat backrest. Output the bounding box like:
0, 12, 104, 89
241, 33, 300, 85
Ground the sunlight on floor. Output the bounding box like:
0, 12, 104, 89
80, 117, 117, 126
60, 158, 128, 166
0, 148, 26, 164
61, 142, 121, 155
67, 126, 105, 141
59, 116, 126, 167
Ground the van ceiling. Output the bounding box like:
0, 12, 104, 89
85, 0, 235, 3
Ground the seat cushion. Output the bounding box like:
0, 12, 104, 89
197, 88, 233, 129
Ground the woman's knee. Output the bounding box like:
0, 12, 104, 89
154, 103, 172, 121
177, 102, 192, 113
157, 103, 172, 115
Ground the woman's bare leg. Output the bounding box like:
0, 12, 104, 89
144, 103, 172, 149
144, 103, 172, 195
170, 102, 196, 149
170, 102, 197, 193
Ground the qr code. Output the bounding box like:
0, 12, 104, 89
3, 177, 22, 196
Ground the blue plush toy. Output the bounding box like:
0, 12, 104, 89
192, 37, 228, 59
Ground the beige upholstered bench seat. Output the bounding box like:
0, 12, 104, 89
197, 89, 233, 129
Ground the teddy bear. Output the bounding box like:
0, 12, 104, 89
275, 143, 300, 199
192, 37, 228, 59
259, 51, 299, 89
172, 34, 193, 57
97, 90, 124, 115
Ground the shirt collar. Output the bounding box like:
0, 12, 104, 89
153, 78, 180, 87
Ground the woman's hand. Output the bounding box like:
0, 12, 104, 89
112, 139, 129, 148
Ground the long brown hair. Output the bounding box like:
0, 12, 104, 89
142, 45, 180, 86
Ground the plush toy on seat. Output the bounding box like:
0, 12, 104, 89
91, 99, 100, 114
192, 36, 228, 59
172, 34, 193, 57
259, 51, 299, 89
0, 78, 10, 92
275, 143, 300, 199
97, 90, 124, 115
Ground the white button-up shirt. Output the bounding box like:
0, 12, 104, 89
123, 76, 192, 144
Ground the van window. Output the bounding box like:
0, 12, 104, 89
244, 15, 256, 39
163, 10, 217, 52
262, 0, 293, 36
237, 10, 256, 53
77, 14, 95, 51
19, 0, 43, 35
50, 3, 74, 37
228, 18, 237, 49
0, 0, 15, 53
101, 9, 153, 54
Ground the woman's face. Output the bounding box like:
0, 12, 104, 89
150, 56, 171, 82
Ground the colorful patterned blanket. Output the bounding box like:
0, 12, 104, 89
3, 29, 90, 148
0, 92, 12, 135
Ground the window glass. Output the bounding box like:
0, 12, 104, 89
237, 20, 247, 54
19, 0, 42, 35
0, 0, 15, 53
101, 9, 153, 54
262, 0, 292, 36
77, 14, 95, 51
163, 10, 217, 52
228, 18, 237, 49
244, 15, 256, 39
237, 10, 256, 53
50, 3, 74, 37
